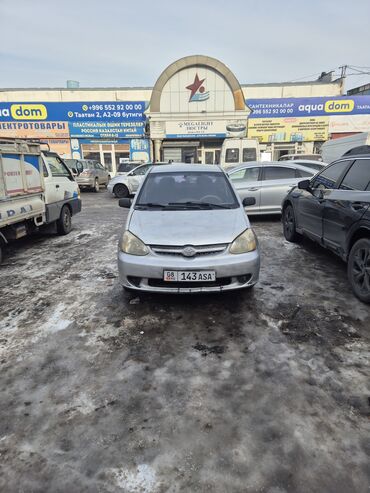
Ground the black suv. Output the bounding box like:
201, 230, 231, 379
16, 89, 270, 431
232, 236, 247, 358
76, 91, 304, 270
282, 155, 370, 303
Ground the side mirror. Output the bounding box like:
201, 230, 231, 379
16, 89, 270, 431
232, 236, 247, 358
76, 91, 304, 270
298, 179, 311, 190
118, 198, 132, 208
71, 168, 77, 174
242, 197, 256, 207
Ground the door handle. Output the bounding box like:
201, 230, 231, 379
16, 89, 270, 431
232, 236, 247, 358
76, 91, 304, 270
56, 184, 60, 188
351, 202, 367, 211
246, 187, 259, 191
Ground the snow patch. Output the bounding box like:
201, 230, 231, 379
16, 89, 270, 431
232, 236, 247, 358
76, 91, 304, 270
112, 464, 158, 492
40, 304, 72, 333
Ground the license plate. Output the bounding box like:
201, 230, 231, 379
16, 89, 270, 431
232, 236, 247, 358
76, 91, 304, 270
163, 270, 216, 282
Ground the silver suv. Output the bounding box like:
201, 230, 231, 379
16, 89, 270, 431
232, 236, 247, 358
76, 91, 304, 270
65, 159, 110, 192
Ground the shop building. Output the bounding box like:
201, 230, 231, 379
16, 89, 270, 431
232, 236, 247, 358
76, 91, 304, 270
3, 55, 369, 171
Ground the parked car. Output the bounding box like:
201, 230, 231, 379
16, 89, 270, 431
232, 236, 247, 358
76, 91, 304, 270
288, 159, 328, 172
282, 155, 370, 303
117, 164, 260, 293
108, 162, 169, 198
279, 153, 323, 162
64, 159, 110, 192
228, 161, 316, 214
116, 161, 144, 176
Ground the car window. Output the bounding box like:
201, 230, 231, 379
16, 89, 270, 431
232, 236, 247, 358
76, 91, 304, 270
229, 167, 260, 182
44, 155, 70, 177
242, 148, 257, 162
339, 159, 370, 191
132, 165, 150, 176
296, 169, 313, 177
311, 160, 350, 190
263, 166, 296, 180
225, 148, 239, 163
118, 163, 137, 173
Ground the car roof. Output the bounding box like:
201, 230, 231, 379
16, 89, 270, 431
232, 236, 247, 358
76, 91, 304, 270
149, 163, 222, 173
289, 159, 326, 165
336, 154, 370, 160
229, 161, 316, 174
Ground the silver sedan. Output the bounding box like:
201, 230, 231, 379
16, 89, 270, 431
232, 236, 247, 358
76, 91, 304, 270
117, 164, 260, 293
228, 161, 316, 214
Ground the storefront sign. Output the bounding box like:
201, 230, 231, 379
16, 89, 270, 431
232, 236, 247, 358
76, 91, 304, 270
246, 96, 370, 118
329, 114, 370, 133
166, 120, 228, 138
247, 117, 329, 143
0, 121, 69, 139
130, 139, 150, 161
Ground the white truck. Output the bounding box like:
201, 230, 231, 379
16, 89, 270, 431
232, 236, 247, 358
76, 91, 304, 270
220, 137, 261, 169
0, 140, 81, 263
321, 132, 370, 163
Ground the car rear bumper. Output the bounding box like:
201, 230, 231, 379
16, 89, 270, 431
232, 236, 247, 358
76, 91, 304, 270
76, 177, 95, 187
117, 248, 260, 293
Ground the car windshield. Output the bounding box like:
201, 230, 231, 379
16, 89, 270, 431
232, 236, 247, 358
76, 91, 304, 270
118, 163, 139, 173
136, 171, 239, 209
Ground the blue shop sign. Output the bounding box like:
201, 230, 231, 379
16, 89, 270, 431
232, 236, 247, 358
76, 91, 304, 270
246, 96, 370, 118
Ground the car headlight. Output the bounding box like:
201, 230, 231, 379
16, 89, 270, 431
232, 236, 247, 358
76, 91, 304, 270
120, 230, 149, 256
229, 228, 257, 254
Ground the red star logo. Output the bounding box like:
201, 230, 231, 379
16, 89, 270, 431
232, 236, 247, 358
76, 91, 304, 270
186, 74, 206, 101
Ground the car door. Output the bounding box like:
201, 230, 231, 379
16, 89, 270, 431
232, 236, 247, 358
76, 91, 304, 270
128, 164, 152, 192
260, 166, 297, 213
42, 153, 75, 219
296, 159, 351, 242
228, 166, 262, 213
323, 159, 370, 255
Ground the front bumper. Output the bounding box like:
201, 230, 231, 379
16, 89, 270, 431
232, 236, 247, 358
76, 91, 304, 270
117, 248, 260, 293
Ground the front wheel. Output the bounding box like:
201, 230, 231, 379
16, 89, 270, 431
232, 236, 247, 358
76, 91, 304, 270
93, 178, 99, 193
283, 204, 300, 242
113, 183, 129, 198
348, 238, 370, 303
57, 205, 72, 235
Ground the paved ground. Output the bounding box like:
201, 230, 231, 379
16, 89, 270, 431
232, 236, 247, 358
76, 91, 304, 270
0, 190, 369, 493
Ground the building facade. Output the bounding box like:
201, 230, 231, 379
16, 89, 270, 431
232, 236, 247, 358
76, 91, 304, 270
2, 55, 369, 172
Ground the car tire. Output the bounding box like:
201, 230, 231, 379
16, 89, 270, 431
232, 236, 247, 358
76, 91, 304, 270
57, 205, 72, 235
93, 178, 99, 193
114, 184, 129, 198
347, 238, 370, 304
283, 204, 300, 242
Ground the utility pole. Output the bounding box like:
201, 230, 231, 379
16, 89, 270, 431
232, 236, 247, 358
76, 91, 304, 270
339, 65, 348, 94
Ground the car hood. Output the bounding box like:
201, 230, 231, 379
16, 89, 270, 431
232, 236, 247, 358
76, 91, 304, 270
128, 209, 248, 245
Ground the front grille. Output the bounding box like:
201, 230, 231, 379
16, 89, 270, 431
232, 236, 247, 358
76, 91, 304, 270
148, 277, 232, 288
150, 243, 228, 257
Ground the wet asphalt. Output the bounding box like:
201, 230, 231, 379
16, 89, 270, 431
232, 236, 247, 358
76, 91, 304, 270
0, 190, 369, 493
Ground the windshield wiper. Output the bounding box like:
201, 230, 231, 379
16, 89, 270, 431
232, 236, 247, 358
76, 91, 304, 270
168, 201, 233, 209
135, 202, 168, 209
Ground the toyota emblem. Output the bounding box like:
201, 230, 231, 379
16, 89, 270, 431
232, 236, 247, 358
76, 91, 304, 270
182, 246, 197, 257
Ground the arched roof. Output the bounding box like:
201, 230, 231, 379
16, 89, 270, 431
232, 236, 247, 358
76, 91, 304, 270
149, 55, 246, 112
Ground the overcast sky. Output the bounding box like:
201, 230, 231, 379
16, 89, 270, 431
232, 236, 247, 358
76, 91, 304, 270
1, 0, 369, 92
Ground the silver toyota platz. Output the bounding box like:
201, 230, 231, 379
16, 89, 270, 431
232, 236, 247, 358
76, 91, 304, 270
117, 164, 260, 293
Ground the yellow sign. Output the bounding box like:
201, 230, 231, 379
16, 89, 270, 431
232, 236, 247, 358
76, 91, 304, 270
324, 99, 354, 113
10, 104, 47, 120
247, 116, 329, 143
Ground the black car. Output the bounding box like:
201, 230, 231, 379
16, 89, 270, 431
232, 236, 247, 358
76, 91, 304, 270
282, 155, 370, 303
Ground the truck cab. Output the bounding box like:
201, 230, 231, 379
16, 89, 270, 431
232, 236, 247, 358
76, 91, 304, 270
0, 141, 81, 263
